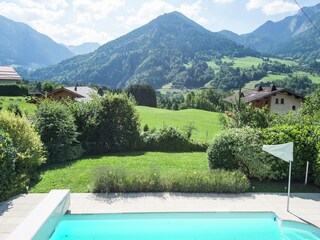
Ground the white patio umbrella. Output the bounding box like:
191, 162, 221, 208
262, 142, 293, 211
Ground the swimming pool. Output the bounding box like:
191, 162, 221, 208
49, 212, 320, 240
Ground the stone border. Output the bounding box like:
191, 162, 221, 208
6, 190, 70, 240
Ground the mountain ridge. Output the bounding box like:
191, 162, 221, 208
0, 15, 74, 68
220, 3, 320, 60
30, 11, 257, 88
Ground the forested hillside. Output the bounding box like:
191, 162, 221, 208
0, 15, 74, 68
30, 12, 257, 88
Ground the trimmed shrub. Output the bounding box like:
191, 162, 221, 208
68, 99, 103, 154
99, 93, 140, 152
138, 126, 207, 152
0, 84, 28, 96
208, 124, 320, 184
35, 100, 82, 163
208, 127, 273, 180
262, 125, 320, 182
0, 130, 20, 201
70, 93, 140, 154
92, 167, 250, 193
0, 111, 45, 191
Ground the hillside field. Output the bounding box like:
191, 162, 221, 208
0, 96, 36, 113
136, 106, 221, 143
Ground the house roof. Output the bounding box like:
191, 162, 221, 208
65, 87, 97, 102
0, 66, 22, 81
224, 85, 304, 104
47, 86, 97, 102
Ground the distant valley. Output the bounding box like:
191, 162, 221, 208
1, 3, 320, 91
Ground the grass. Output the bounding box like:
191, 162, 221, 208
29, 152, 320, 193
0, 96, 36, 113
222, 56, 264, 68
206, 61, 220, 71
30, 152, 208, 193
136, 106, 221, 143
269, 58, 298, 66
249, 179, 320, 193
244, 71, 320, 89
294, 71, 320, 84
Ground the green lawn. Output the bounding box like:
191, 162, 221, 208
30, 152, 208, 193
30, 152, 320, 193
0, 96, 36, 114
136, 106, 221, 143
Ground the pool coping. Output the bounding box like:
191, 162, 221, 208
1, 192, 320, 239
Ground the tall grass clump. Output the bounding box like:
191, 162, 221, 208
92, 167, 249, 193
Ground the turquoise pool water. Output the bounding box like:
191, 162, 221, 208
49, 212, 320, 240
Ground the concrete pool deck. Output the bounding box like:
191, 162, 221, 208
1, 192, 320, 239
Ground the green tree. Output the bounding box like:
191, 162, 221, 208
127, 84, 157, 107
35, 99, 82, 163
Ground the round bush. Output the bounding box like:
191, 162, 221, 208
0, 111, 45, 176
208, 127, 272, 180
35, 99, 82, 163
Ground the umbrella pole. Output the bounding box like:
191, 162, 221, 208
287, 161, 292, 212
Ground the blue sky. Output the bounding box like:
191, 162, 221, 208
0, 0, 319, 45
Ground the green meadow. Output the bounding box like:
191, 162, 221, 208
136, 106, 221, 143
0, 96, 36, 113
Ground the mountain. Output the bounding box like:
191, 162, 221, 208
30, 11, 257, 88
0, 15, 74, 68
66, 42, 101, 55
220, 3, 320, 60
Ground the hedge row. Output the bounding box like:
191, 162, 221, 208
0, 85, 28, 96
207, 125, 320, 186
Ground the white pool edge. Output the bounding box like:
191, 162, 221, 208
6, 190, 70, 240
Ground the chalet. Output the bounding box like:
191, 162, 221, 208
224, 85, 304, 113
0, 66, 22, 84
47, 86, 97, 102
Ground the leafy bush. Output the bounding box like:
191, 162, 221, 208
68, 99, 103, 154
138, 126, 207, 152
208, 124, 320, 183
92, 167, 250, 193
35, 100, 82, 163
208, 127, 273, 180
0, 130, 20, 201
70, 93, 140, 154
262, 125, 320, 182
99, 93, 140, 152
0, 111, 45, 185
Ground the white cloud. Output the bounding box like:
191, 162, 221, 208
213, 0, 234, 4
246, 0, 299, 15
0, 0, 68, 22
33, 21, 113, 45
73, 0, 125, 23
178, 1, 202, 18
0, 0, 117, 45
119, 0, 204, 28
196, 17, 208, 25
